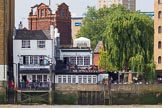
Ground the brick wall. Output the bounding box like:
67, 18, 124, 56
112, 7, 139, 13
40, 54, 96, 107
111, 84, 162, 93
28, 3, 72, 47
55, 84, 162, 93
55, 84, 104, 92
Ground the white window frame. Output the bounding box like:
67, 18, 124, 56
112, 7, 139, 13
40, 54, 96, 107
37, 40, 46, 48
68, 75, 72, 83
58, 76, 62, 83
84, 56, 90, 65
22, 40, 30, 48
77, 56, 83, 65
63, 76, 66, 83
83, 76, 87, 84
72, 76, 76, 84
78, 76, 82, 84
93, 76, 97, 84
88, 76, 92, 84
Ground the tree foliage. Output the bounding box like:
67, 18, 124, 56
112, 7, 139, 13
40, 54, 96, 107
78, 5, 155, 81
99, 47, 117, 71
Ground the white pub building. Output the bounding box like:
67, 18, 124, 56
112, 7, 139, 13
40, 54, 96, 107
13, 24, 59, 90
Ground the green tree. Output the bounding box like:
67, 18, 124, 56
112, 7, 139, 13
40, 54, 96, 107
99, 47, 117, 71
78, 5, 155, 81
77, 6, 109, 49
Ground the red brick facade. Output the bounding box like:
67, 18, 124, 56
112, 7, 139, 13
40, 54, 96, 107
93, 41, 104, 72
28, 3, 72, 47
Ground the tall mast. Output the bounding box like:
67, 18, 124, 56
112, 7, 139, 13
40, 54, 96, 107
49, 0, 51, 6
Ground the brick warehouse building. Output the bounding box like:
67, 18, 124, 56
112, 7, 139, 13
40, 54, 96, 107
0, 0, 15, 86
154, 0, 162, 80
28, 3, 72, 47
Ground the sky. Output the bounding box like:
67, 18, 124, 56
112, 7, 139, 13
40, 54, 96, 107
15, 0, 154, 28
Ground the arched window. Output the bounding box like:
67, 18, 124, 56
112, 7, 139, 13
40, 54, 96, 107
158, 41, 162, 49
158, 11, 162, 18
159, 26, 162, 33
158, 56, 162, 64
159, 0, 162, 4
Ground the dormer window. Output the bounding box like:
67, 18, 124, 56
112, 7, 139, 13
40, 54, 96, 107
41, 9, 45, 17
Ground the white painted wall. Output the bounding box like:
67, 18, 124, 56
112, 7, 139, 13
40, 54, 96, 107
13, 39, 53, 87
0, 65, 7, 81
55, 74, 98, 84
13, 40, 52, 64
60, 49, 93, 66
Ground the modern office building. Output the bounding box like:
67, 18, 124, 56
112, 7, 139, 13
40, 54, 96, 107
154, 0, 162, 79
97, 0, 136, 11
71, 17, 83, 39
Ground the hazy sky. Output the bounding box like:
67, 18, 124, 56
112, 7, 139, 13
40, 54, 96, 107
15, 0, 154, 28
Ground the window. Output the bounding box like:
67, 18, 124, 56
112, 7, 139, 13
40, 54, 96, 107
22, 40, 30, 48
63, 76, 66, 83
37, 40, 45, 48
83, 76, 87, 84
77, 56, 83, 65
68, 76, 71, 83
88, 76, 92, 84
37, 75, 42, 82
158, 56, 162, 64
23, 56, 29, 65
41, 9, 45, 17
30, 56, 34, 64
32, 75, 36, 82
61, 9, 65, 17
39, 56, 45, 65
158, 11, 162, 18
93, 76, 97, 84
22, 55, 46, 65
159, 26, 162, 33
72, 76, 76, 83
58, 76, 62, 83
34, 56, 39, 64
158, 41, 162, 49
84, 56, 90, 65
78, 76, 82, 83
43, 75, 47, 82
70, 57, 76, 65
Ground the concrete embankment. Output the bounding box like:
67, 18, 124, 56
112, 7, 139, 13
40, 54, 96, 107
0, 105, 162, 108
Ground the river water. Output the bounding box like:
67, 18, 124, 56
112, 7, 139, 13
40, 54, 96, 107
0, 105, 162, 108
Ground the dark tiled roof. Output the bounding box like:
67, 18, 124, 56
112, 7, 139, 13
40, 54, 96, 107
94, 41, 103, 53
15, 30, 51, 40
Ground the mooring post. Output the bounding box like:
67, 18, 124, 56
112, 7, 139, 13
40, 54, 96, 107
49, 64, 53, 104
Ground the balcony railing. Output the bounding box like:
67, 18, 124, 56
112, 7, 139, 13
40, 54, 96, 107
18, 82, 50, 90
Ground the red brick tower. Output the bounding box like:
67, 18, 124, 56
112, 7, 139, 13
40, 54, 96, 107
28, 3, 72, 47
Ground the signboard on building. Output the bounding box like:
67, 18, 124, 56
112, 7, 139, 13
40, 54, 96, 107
75, 22, 82, 26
